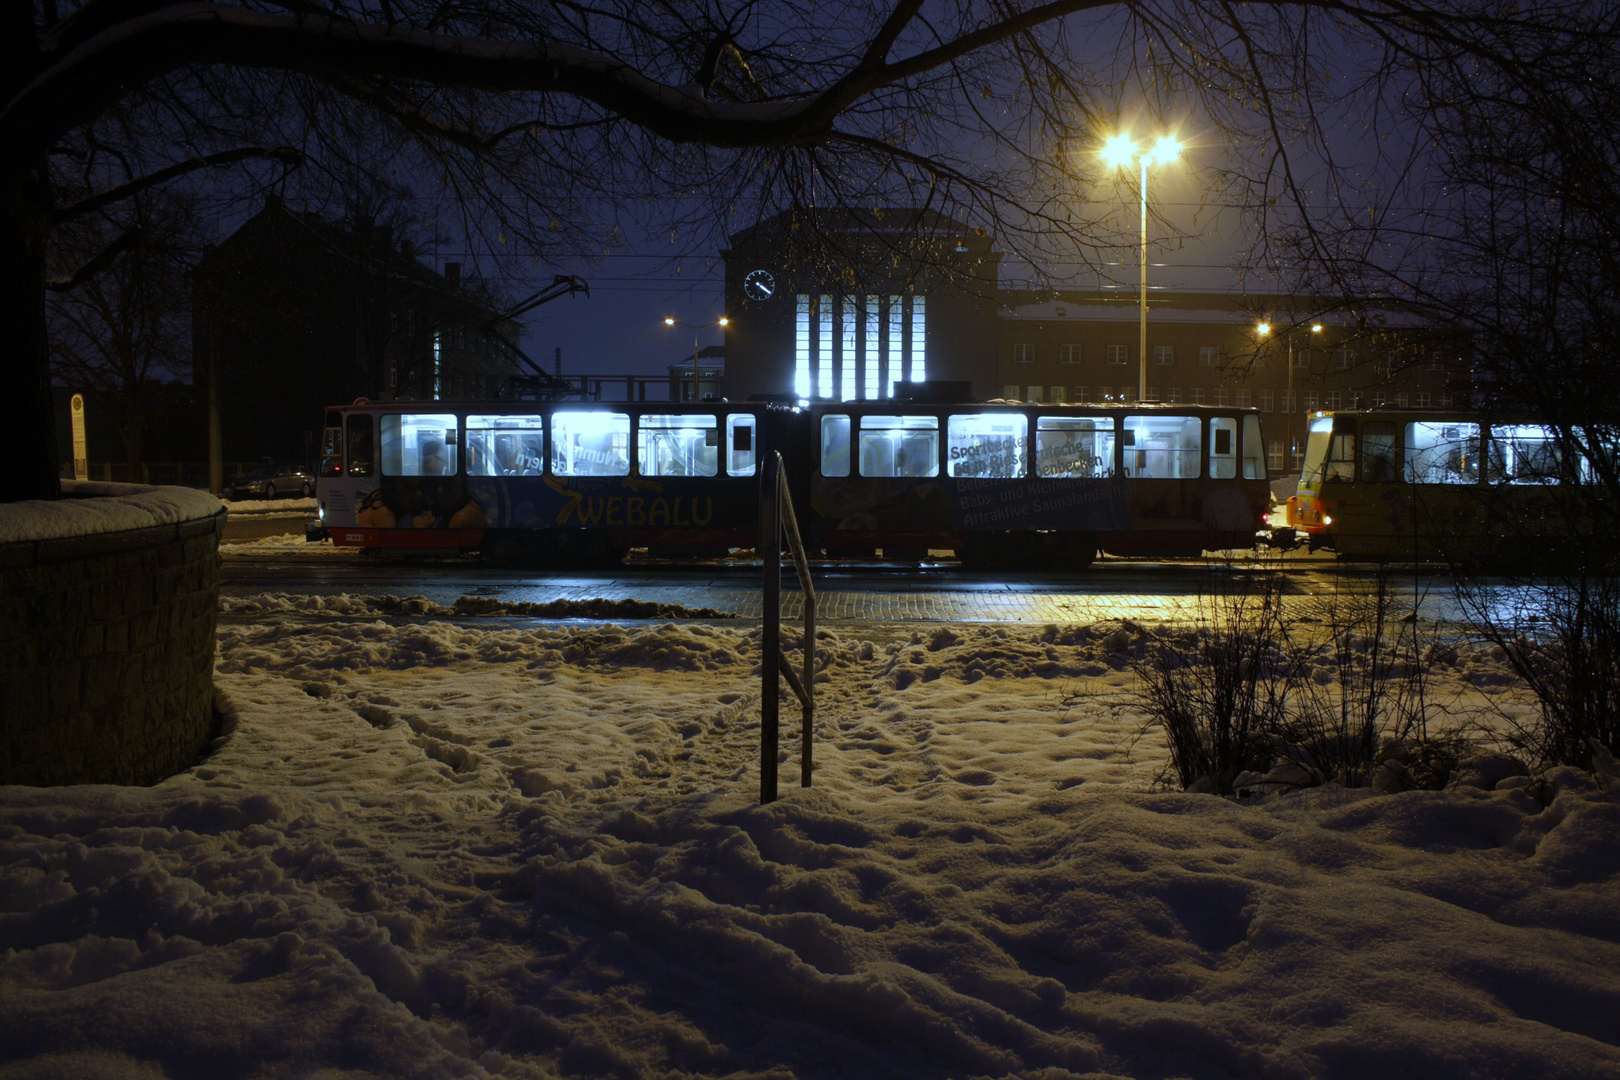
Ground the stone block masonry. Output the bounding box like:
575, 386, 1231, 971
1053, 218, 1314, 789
0, 484, 225, 786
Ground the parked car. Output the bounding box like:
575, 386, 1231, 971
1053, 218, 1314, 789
228, 465, 313, 500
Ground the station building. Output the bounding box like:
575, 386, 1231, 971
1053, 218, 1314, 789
719, 209, 1464, 471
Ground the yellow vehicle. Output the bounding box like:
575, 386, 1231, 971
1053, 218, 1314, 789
1288, 409, 1601, 564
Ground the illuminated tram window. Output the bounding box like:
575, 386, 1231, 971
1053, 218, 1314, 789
1405, 422, 1480, 484
1036, 416, 1116, 478
859, 414, 939, 478
947, 414, 1028, 478
794, 295, 810, 399
1122, 415, 1201, 479
551, 411, 630, 477
466, 414, 543, 476
638, 413, 718, 477
381, 413, 458, 476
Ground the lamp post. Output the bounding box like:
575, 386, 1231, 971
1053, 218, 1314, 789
1101, 131, 1182, 402
1257, 320, 1322, 471
663, 316, 728, 402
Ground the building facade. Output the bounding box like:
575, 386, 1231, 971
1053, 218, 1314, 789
719, 210, 1464, 471
191, 197, 524, 465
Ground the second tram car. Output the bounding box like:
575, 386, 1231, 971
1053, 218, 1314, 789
1289, 408, 1602, 563
312, 398, 1273, 567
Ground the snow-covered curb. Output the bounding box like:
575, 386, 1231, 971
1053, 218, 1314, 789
220, 496, 317, 515
0, 480, 222, 545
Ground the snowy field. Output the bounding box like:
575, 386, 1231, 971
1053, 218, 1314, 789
3, 604, 1619, 1079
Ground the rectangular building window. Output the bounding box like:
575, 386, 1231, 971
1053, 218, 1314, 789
1294, 348, 1311, 369
1002, 384, 1020, 400
887, 296, 903, 398
1324, 390, 1341, 409
1199, 346, 1219, 367
1259, 388, 1274, 412
1416, 392, 1431, 408
1075, 385, 1089, 403
864, 296, 880, 400
1012, 342, 1035, 364
1026, 386, 1045, 402
1235, 389, 1251, 408
910, 295, 927, 382
795, 294, 811, 399
818, 295, 833, 399
1427, 354, 1446, 372
1213, 388, 1229, 407
1166, 387, 1181, 403
1396, 392, 1409, 408
1153, 345, 1174, 366
1146, 386, 1159, 402
1107, 344, 1129, 365
1439, 392, 1453, 407
1059, 344, 1081, 364
841, 297, 857, 402
1190, 387, 1206, 404
1268, 439, 1285, 473
1335, 349, 1354, 370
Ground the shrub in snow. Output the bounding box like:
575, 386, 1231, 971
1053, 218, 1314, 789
1458, 570, 1620, 775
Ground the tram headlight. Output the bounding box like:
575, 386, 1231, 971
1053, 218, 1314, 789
1322, 514, 1333, 525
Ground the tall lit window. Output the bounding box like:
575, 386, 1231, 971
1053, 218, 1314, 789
1107, 345, 1128, 365
1258, 389, 1274, 412
864, 296, 880, 399
887, 296, 903, 398
795, 295, 811, 399
840, 297, 857, 401
818, 295, 833, 399
432, 332, 442, 399
910, 294, 926, 382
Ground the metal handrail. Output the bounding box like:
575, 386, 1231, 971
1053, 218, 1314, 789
759, 451, 815, 804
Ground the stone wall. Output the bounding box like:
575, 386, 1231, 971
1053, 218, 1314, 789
1, 485, 225, 786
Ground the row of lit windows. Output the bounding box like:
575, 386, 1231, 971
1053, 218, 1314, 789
1009, 344, 1451, 371
1001, 386, 1455, 410
795, 294, 925, 400
817, 412, 1267, 481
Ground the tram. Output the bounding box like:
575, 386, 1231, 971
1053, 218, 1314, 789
310, 398, 1273, 568
1288, 408, 1604, 564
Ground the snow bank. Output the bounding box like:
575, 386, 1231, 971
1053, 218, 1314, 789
0, 480, 221, 545
2, 617, 1616, 1079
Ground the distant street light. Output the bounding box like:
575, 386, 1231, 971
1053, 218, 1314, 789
664, 316, 728, 401
1101, 130, 1183, 401
1257, 321, 1323, 470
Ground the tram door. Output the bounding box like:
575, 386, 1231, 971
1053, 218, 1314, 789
315, 410, 376, 528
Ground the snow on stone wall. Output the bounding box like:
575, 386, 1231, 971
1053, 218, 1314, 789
0, 485, 225, 785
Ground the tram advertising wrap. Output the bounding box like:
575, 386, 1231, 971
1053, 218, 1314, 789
313, 399, 1272, 568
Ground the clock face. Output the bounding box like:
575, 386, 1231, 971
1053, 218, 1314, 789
743, 269, 776, 301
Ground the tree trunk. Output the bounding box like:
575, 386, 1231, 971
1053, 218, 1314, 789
0, 158, 60, 502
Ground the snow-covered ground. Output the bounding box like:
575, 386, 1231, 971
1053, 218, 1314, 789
2, 607, 1618, 1079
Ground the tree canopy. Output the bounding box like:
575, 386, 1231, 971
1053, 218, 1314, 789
4, 0, 1614, 500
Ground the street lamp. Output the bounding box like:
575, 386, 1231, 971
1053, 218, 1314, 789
664, 316, 728, 401
1257, 320, 1322, 470
1101, 131, 1183, 401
